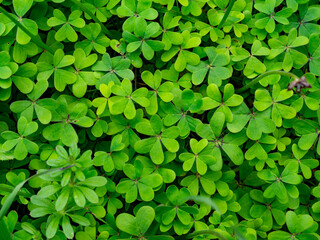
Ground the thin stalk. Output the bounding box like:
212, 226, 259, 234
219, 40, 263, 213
69, 0, 111, 37
134, 68, 137, 90
0, 165, 75, 220
217, 0, 235, 29
0, 185, 31, 198
183, 229, 228, 240
0, 6, 55, 54
236, 70, 299, 93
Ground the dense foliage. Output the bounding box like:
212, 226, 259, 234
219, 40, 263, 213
0, 0, 320, 239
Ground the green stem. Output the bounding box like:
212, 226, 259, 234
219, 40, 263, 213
69, 0, 111, 37
236, 70, 299, 93
0, 185, 31, 198
217, 0, 235, 29
0, 165, 75, 220
183, 230, 228, 240
134, 68, 137, 90
0, 6, 55, 54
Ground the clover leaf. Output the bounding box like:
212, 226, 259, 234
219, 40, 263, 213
72, 48, 98, 97
196, 111, 246, 168
181, 170, 221, 196
231, 40, 270, 78
116, 206, 174, 239
161, 89, 202, 137
42, 95, 93, 146
92, 53, 134, 86
202, 83, 243, 122
268, 211, 318, 240
273, 128, 291, 152
123, 17, 164, 60
76, 23, 110, 55
0, 0, 38, 45
137, 153, 177, 184
10, 79, 57, 124
161, 30, 201, 72
92, 81, 114, 115
187, 47, 232, 86
0, 51, 35, 101
293, 111, 320, 155
134, 114, 180, 164
109, 78, 150, 119
222, 9, 248, 38
141, 69, 174, 115
37, 49, 77, 92
308, 34, 320, 76
1, 116, 38, 160
227, 103, 276, 140
254, 0, 293, 33
290, 86, 320, 112
1, 172, 30, 205
82, 0, 111, 22
116, 159, 163, 203
107, 108, 143, 148
254, 84, 296, 127
268, 28, 309, 71
285, 5, 320, 37
47, 9, 85, 42
93, 134, 129, 172
179, 138, 215, 175
195, 9, 224, 42
245, 133, 277, 161
249, 189, 286, 231
155, 185, 199, 235
284, 144, 318, 179
117, 0, 158, 32
258, 162, 303, 203
161, 12, 183, 50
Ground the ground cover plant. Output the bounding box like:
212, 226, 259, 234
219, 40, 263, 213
0, 0, 320, 239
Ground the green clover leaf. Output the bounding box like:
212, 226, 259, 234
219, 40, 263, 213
141, 69, 174, 115
196, 111, 246, 167
284, 144, 319, 179
117, 0, 158, 32
228, 103, 276, 140
134, 114, 180, 164
202, 83, 243, 122
231, 40, 270, 78
1, 116, 38, 160
76, 23, 110, 55
72, 48, 98, 98
258, 162, 303, 203
116, 159, 163, 203
42, 95, 93, 146
109, 78, 150, 119
161, 30, 201, 72
187, 47, 232, 86
254, 0, 293, 33
161, 12, 183, 50
268, 28, 309, 71
93, 134, 129, 172
37, 49, 77, 92
47, 9, 85, 42
254, 84, 296, 127
10, 79, 57, 124
179, 138, 215, 175
123, 17, 164, 60
268, 211, 317, 240
92, 53, 134, 86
